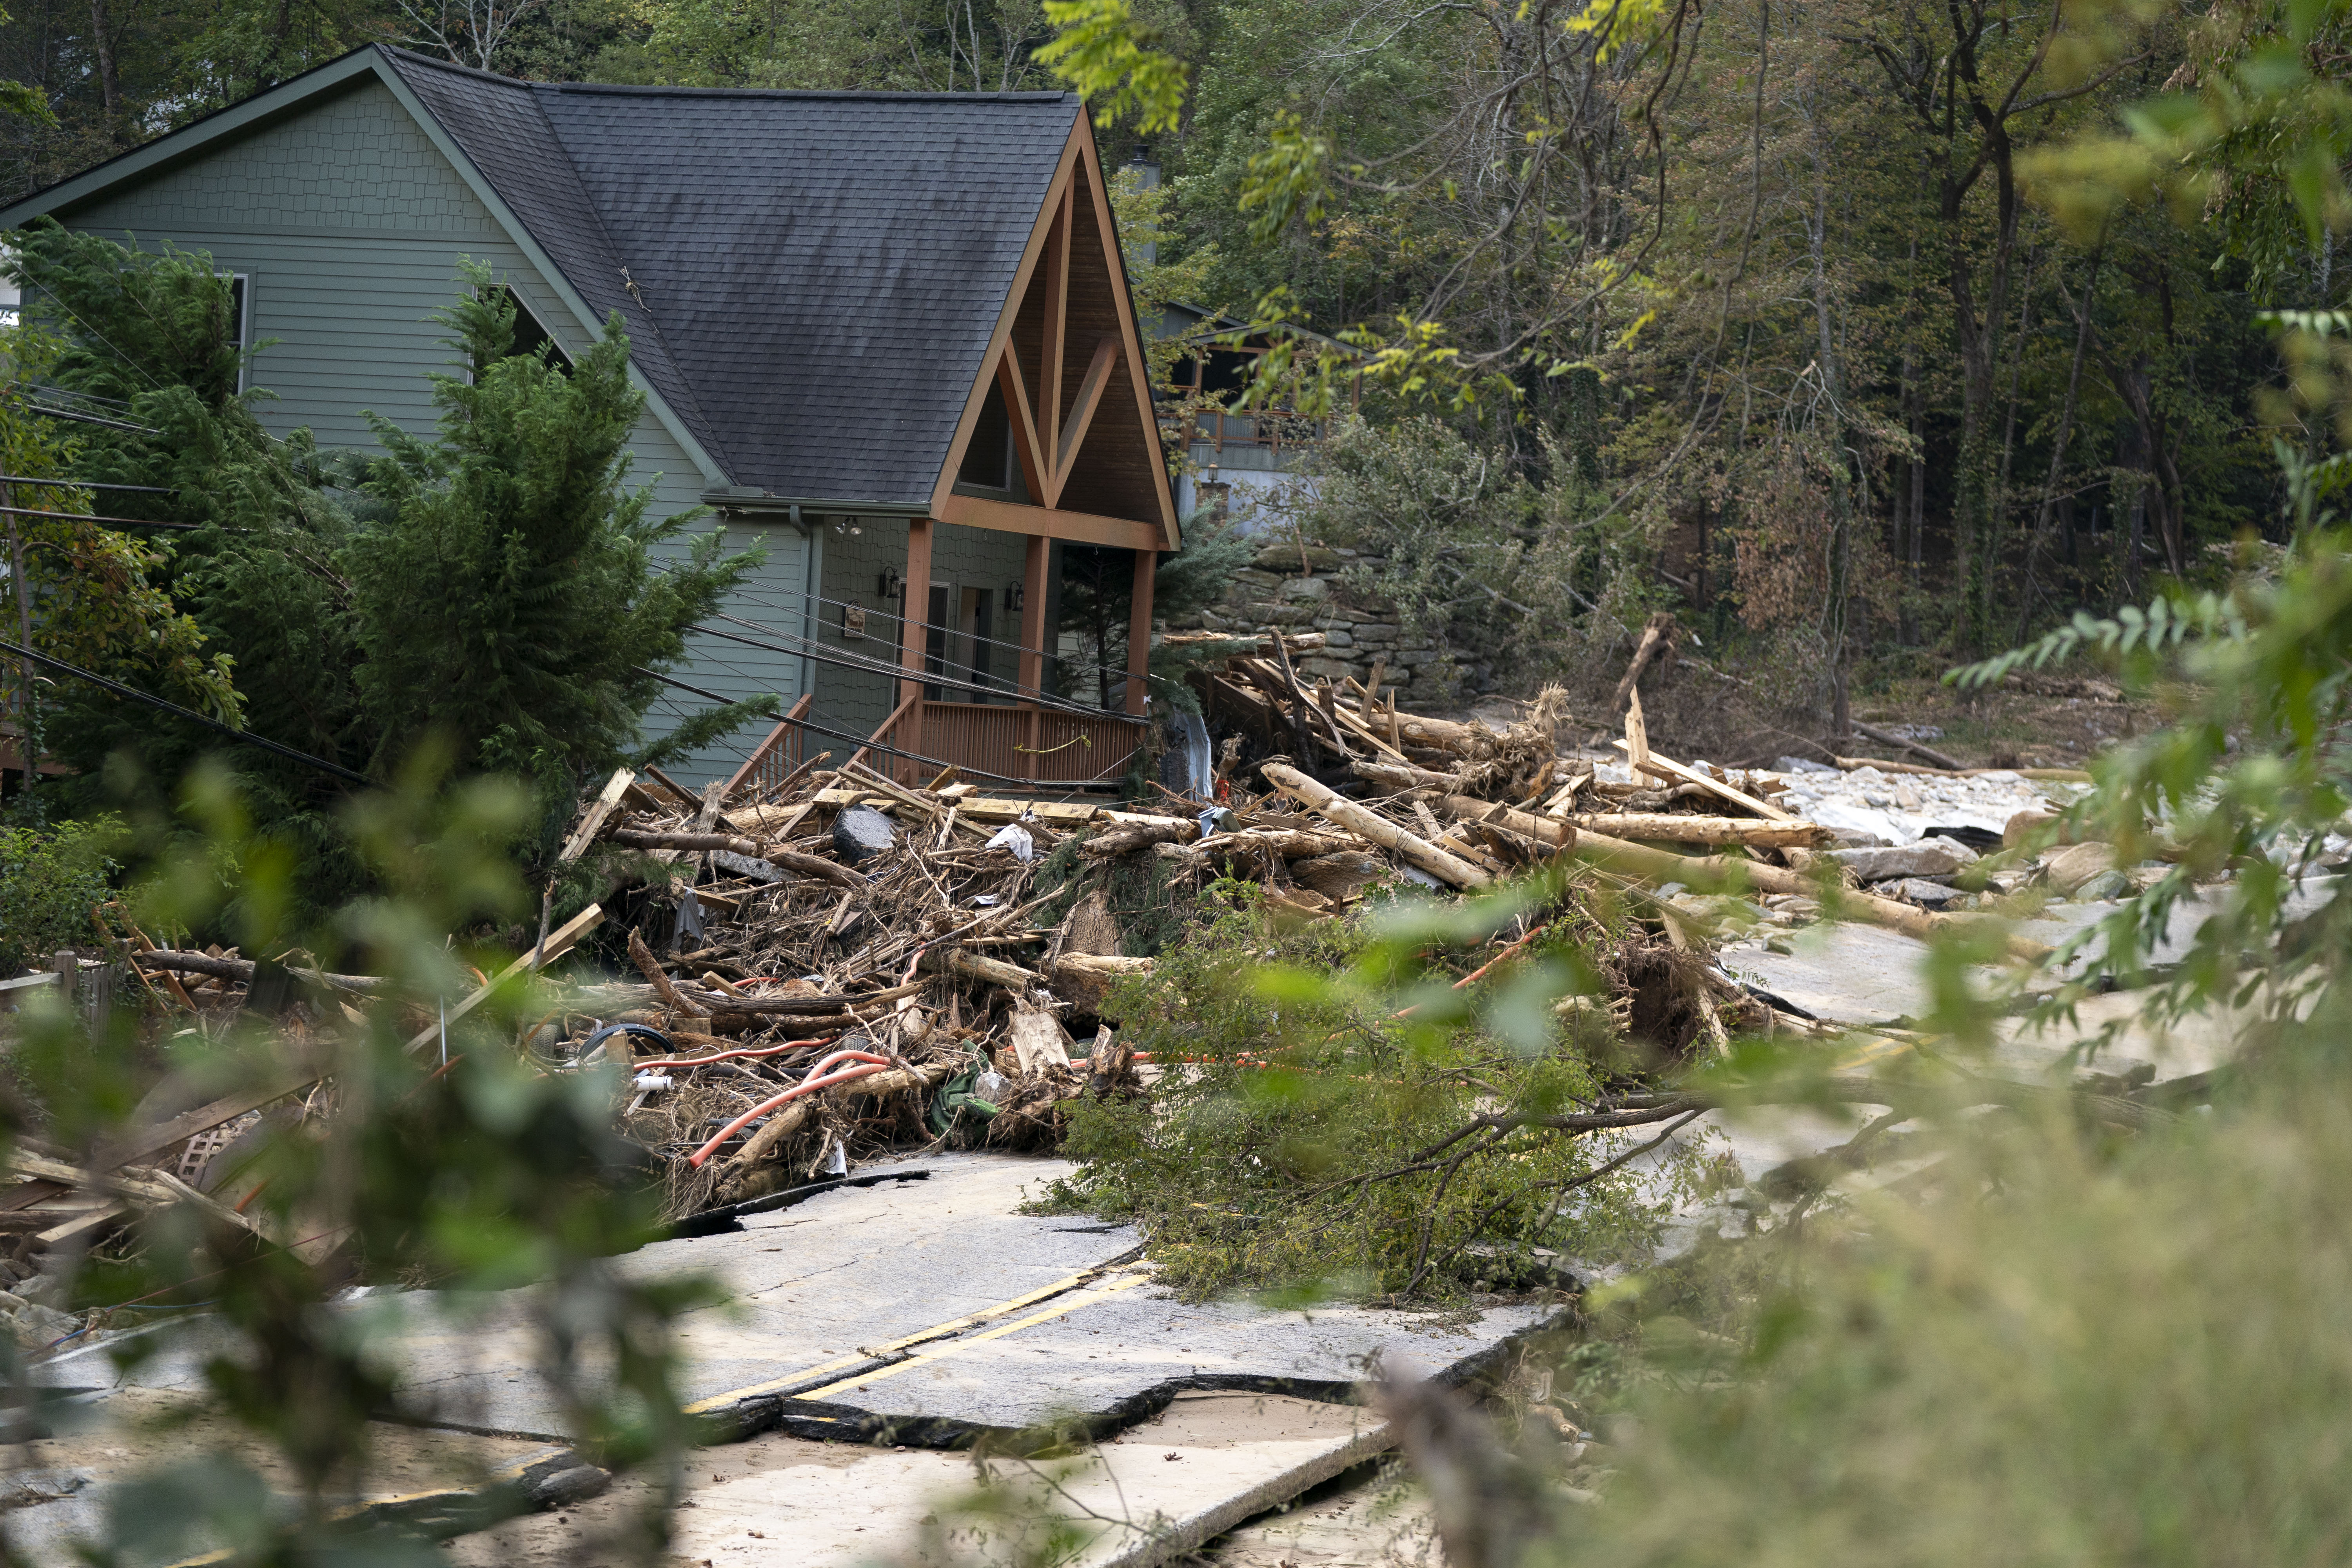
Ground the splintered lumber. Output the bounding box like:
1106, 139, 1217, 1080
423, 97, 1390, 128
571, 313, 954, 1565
1612, 611, 1676, 713
1566, 813, 1831, 849
1615, 743, 1795, 822
561, 768, 637, 861
1623, 688, 1651, 771
1263, 763, 1492, 888
1431, 796, 2048, 961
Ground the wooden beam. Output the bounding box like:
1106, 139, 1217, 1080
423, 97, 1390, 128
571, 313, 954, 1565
938, 492, 1163, 552
900, 518, 935, 716
997, 346, 1047, 502
1053, 334, 1121, 493
1041, 184, 1071, 462
1126, 545, 1155, 717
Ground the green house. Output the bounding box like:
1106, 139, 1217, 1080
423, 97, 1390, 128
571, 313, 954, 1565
0, 44, 1180, 790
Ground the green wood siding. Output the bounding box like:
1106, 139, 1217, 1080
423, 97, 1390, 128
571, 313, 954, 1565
48, 77, 812, 786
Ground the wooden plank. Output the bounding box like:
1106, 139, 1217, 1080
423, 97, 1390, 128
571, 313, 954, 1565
1613, 742, 1795, 822
560, 768, 636, 861
37, 1203, 125, 1249
936, 492, 1163, 552
401, 902, 604, 1056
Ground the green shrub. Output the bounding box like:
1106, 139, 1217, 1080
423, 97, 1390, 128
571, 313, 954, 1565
1045, 883, 1693, 1301
0, 815, 117, 976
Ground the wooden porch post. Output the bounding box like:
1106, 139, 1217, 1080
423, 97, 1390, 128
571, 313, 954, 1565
1125, 545, 1155, 717
898, 518, 935, 781
1019, 535, 1050, 782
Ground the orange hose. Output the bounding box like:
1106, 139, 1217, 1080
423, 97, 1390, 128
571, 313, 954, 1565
684, 1051, 892, 1167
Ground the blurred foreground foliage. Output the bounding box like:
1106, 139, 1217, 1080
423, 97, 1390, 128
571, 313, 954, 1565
1045, 878, 1703, 1303
0, 757, 707, 1566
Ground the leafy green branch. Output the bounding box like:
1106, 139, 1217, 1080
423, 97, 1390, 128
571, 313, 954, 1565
1944, 590, 2243, 690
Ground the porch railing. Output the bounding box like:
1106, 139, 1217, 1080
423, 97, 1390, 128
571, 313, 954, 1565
719, 693, 813, 801
843, 695, 1146, 789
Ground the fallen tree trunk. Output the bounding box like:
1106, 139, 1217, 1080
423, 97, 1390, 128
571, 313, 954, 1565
920, 947, 1044, 991
1562, 813, 1831, 849
1265, 763, 1492, 888
1194, 826, 1364, 860
668, 978, 927, 1015
1432, 796, 2050, 962
1082, 820, 1193, 858
1850, 719, 1966, 772
1351, 759, 1478, 792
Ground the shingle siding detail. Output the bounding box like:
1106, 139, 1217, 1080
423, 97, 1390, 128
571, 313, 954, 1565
68, 79, 494, 234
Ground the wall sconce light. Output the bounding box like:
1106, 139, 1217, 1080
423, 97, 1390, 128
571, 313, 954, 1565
878, 566, 904, 599
1003, 583, 1025, 613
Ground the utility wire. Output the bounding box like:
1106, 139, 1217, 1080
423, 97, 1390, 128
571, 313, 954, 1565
0, 636, 371, 786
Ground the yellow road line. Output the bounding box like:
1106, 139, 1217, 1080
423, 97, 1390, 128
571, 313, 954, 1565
682, 1261, 1145, 1414
795, 1270, 1152, 1402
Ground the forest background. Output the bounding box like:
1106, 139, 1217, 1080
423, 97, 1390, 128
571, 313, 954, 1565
2, 0, 2346, 731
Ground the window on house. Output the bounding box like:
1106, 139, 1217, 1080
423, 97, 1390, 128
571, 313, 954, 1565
220, 272, 251, 392
474, 286, 571, 376
958, 383, 1013, 490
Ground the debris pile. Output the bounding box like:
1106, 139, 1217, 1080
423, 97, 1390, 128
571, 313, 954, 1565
0, 648, 2149, 1274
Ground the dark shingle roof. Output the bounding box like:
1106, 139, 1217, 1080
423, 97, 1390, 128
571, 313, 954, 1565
381, 48, 1080, 505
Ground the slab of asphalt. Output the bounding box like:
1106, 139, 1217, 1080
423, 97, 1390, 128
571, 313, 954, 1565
11, 1156, 1560, 1563
449, 1390, 1394, 1567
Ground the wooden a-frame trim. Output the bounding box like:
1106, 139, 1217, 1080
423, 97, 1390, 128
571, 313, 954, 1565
930, 112, 1180, 550
1054, 333, 1121, 484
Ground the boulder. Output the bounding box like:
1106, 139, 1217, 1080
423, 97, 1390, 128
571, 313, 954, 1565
831, 806, 897, 866
1886, 877, 1969, 909
1828, 838, 1979, 882
2004, 808, 2058, 847
2040, 839, 2117, 894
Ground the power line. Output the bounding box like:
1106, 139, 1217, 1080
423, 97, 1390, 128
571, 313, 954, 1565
0, 635, 370, 787
0, 475, 174, 493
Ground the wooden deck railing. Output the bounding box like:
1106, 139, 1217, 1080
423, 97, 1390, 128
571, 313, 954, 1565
921, 702, 1146, 785
719, 693, 813, 801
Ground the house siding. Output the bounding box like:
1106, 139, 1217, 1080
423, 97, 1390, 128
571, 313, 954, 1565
47, 76, 811, 786
813, 517, 913, 748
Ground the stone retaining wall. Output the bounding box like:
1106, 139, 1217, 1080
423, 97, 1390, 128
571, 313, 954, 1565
1161, 543, 1489, 704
